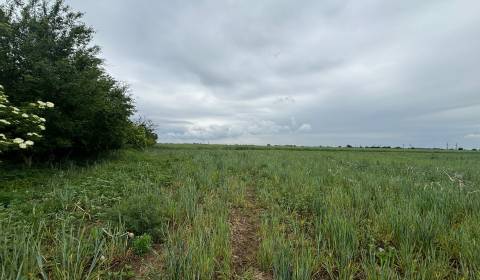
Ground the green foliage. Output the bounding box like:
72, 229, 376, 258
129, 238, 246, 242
107, 192, 171, 242
132, 234, 153, 256
0, 0, 134, 156
125, 118, 158, 149
0, 85, 53, 160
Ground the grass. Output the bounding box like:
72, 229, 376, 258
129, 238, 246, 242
1, 145, 480, 279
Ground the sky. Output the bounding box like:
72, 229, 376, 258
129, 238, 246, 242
66, 0, 480, 148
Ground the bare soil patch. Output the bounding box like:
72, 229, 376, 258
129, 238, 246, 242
230, 189, 272, 280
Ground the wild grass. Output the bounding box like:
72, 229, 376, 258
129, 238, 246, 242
1, 146, 480, 279
253, 150, 480, 279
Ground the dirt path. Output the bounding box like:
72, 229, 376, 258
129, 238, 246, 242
229, 189, 272, 280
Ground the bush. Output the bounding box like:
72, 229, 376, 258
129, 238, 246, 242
107, 193, 170, 242
132, 234, 153, 256
125, 118, 158, 149
0, 85, 54, 164
0, 1, 134, 156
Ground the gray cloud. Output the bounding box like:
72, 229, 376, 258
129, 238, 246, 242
67, 0, 480, 148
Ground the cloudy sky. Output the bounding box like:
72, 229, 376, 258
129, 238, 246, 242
66, 0, 480, 148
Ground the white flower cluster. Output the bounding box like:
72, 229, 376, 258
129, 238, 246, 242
0, 84, 54, 153
11, 138, 34, 149
35, 100, 54, 109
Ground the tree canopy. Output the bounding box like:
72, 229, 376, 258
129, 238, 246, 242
0, 0, 135, 157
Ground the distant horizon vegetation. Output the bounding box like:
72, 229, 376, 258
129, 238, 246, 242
157, 142, 479, 151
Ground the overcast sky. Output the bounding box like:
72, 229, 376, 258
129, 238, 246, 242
66, 0, 480, 148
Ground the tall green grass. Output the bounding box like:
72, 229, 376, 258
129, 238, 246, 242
2, 146, 480, 279
253, 149, 480, 279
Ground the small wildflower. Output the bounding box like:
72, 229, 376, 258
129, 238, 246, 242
19, 143, 27, 149
128, 232, 135, 239
25, 140, 34, 146
39, 125, 45, 130
13, 138, 24, 144
46, 102, 54, 108
22, 113, 29, 118
100, 255, 106, 261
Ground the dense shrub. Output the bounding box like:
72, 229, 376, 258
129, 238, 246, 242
125, 119, 158, 149
0, 85, 54, 164
107, 193, 171, 242
0, 0, 134, 157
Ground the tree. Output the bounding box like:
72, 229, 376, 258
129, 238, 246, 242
0, 0, 134, 157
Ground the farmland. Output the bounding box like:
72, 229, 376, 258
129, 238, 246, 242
1, 145, 480, 279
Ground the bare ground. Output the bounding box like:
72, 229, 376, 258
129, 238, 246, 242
132, 244, 164, 279
229, 189, 272, 280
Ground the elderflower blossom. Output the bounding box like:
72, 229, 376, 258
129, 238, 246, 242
1, 85, 53, 153
27, 132, 42, 138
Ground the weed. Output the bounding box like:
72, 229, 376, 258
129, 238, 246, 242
133, 234, 153, 256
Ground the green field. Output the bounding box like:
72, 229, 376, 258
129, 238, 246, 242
1, 145, 480, 279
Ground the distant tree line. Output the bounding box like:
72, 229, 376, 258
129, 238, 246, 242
0, 0, 156, 163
